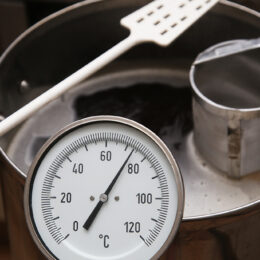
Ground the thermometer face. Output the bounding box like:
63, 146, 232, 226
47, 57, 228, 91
24, 116, 183, 260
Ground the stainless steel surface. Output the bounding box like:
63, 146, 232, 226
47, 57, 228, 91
7, 67, 260, 219
7, 69, 188, 174
194, 37, 260, 64
190, 41, 260, 178
0, 0, 260, 259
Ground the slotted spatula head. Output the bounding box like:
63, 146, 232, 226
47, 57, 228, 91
121, 0, 219, 46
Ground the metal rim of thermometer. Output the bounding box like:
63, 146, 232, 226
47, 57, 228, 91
24, 116, 184, 260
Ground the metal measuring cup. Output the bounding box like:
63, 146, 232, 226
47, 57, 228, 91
190, 39, 260, 178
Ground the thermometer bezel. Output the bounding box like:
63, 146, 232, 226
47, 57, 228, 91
24, 115, 184, 260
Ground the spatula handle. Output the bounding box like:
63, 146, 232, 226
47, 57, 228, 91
0, 35, 137, 136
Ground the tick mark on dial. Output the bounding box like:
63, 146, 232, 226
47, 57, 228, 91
85, 144, 88, 151
124, 144, 129, 151
141, 157, 146, 162
53, 216, 60, 221
64, 234, 70, 240
140, 235, 145, 242
66, 156, 72, 162
140, 235, 149, 247
151, 218, 158, 222
43, 184, 54, 189
157, 208, 167, 213
152, 175, 159, 179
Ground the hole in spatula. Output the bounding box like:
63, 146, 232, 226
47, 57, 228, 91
161, 30, 168, 35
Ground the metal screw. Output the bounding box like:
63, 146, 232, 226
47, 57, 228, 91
20, 80, 30, 93
100, 194, 108, 203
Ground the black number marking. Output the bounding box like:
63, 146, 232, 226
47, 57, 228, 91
73, 221, 78, 231
128, 163, 139, 174
100, 151, 112, 161
104, 235, 109, 248
136, 193, 152, 204
124, 222, 141, 233
99, 234, 110, 248
61, 192, 72, 203
72, 163, 84, 174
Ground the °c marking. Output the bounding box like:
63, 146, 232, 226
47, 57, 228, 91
99, 234, 110, 248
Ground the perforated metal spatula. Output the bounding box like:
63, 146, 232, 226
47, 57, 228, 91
0, 0, 218, 136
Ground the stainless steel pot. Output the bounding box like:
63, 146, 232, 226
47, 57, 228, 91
190, 39, 260, 178
0, 0, 260, 259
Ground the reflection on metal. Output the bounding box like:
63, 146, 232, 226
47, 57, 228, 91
194, 38, 260, 64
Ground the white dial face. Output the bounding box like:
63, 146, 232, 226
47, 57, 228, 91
25, 117, 183, 260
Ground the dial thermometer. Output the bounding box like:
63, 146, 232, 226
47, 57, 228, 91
24, 116, 184, 260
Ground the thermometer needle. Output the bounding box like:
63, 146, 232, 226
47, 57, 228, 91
83, 148, 134, 230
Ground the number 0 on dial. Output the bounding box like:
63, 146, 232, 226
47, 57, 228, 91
24, 116, 184, 260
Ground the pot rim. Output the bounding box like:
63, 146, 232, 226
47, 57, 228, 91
0, 0, 260, 221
